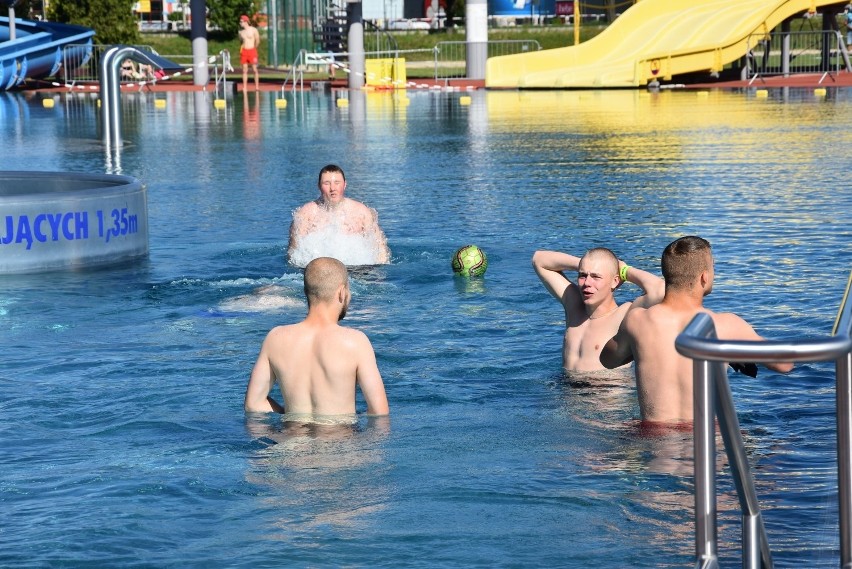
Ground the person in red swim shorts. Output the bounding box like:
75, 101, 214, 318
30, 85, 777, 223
239, 14, 261, 91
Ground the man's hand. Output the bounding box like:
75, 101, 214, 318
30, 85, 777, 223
729, 362, 758, 378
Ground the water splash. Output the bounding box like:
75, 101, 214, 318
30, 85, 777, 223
288, 216, 390, 268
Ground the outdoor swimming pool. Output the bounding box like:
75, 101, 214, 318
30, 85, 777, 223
1, 86, 851, 567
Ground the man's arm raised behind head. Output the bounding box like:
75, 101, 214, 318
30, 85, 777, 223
618, 262, 665, 309
532, 250, 582, 302
354, 331, 389, 415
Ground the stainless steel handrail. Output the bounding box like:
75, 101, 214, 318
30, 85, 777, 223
100, 45, 167, 147
281, 49, 307, 94
676, 270, 852, 568
834, 271, 852, 336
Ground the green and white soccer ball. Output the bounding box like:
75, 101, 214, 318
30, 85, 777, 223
451, 245, 488, 277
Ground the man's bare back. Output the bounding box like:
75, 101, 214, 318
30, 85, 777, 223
620, 302, 707, 422
245, 257, 389, 417
603, 236, 792, 424
250, 321, 385, 415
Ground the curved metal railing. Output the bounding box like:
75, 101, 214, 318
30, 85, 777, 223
675, 270, 852, 569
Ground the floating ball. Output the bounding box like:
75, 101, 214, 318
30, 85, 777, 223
451, 245, 488, 277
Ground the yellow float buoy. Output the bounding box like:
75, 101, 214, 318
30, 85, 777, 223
42, 99, 55, 108
154, 99, 166, 109
814, 87, 827, 97
459, 96, 471, 106
213, 99, 226, 109
336, 98, 349, 108
755, 89, 769, 98
275, 99, 287, 109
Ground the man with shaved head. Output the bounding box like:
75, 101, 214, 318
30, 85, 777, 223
532, 247, 664, 372
245, 257, 389, 416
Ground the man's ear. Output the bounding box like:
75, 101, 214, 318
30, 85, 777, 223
337, 284, 347, 303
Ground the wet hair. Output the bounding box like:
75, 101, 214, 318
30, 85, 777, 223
583, 247, 619, 275
317, 164, 345, 186
661, 236, 712, 290
304, 257, 348, 304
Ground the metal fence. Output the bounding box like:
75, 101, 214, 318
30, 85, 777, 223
432, 39, 541, 79
61, 44, 229, 90
282, 39, 542, 90
62, 44, 156, 86
745, 29, 852, 84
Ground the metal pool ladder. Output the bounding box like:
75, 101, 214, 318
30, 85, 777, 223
675, 270, 852, 569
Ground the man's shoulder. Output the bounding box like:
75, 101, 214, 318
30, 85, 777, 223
344, 198, 373, 213
294, 201, 319, 214
268, 322, 301, 338
624, 302, 650, 319
337, 324, 370, 340
711, 311, 756, 337
623, 302, 671, 333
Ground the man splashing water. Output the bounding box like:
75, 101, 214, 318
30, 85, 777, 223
288, 165, 391, 267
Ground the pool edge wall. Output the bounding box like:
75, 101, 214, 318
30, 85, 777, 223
0, 171, 149, 274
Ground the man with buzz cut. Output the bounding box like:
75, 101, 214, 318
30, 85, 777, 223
532, 247, 665, 372
245, 256, 389, 417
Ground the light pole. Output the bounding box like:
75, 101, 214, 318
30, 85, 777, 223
189, 0, 208, 86
2, 0, 20, 40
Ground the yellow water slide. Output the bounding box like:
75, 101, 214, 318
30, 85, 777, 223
486, 0, 844, 88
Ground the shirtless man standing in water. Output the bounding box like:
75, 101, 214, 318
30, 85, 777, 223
245, 257, 389, 416
532, 247, 664, 372
288, 164, 390, 265
601, 236, 793, 424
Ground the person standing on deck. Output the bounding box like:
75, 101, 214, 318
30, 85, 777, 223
239, 15, 261, 92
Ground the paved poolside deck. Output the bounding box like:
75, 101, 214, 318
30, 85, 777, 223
682, 69, 852, 90
18, 66, 486, 94
17, 68, 852, 93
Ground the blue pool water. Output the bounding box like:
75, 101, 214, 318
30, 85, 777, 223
1, 86, 851, 567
